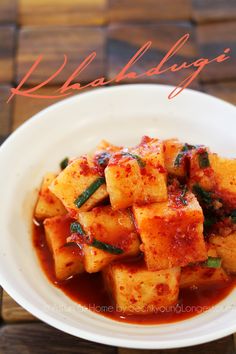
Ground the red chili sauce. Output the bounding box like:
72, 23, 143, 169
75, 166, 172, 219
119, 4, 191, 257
33, 222, 236, 325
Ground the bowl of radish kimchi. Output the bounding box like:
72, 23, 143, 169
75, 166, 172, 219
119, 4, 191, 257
0, 84, 236, 349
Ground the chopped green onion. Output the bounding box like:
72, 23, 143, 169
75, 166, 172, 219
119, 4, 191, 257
192, 184, 212, 205
202, 257, 222, 268
64, 238, 124, 255
174, 152, 184, 167
63, 242, 80, 248
204, 216, 216, 229
174, 143, 197, 167
70, 222, 85, 235
198, 151, 210, 168
122, 152, 146, 168
231, 210, 236, 224
69, 221, 124, 255
74, 177, 106, 208
185, 143, 198, 150
179, 185, 188, 205
69, 220, 123, 255
91, 238, 124, 255
97, 152, 111, 167
60, 157, 69, 170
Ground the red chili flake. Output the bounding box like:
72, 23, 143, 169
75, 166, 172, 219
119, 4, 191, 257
156, 283, 170, 296
79, 159, 92, 176
157, 164, 166, 173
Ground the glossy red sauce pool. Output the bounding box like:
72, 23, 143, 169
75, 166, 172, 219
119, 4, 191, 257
33, 223, 236, 324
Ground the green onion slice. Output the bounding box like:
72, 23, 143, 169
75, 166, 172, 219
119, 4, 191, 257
74, 177, 106, 208
63, 242, 81, 248
204, 216, 216, 229
179, 185, 188, 205
202, 257, 222, 268
91, 238, 124, 255
230, 210, 236, 224
121, 152, 146, 168
192, 184, 212, 205
60, 157, 69, 170
198, 151, 210, 168
174, 143, 197, 167
69, 221, 123, 255
66, 239, 124, 255
97, 152, 111, 167
70, 221, 85, 235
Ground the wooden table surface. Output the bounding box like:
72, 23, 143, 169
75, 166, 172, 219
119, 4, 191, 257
0, 0, 236, 353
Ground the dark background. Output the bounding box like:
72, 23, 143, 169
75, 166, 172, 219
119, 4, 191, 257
0, 0, 236, 353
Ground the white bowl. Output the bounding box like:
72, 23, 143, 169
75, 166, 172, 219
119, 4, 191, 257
0, 84, 236, 349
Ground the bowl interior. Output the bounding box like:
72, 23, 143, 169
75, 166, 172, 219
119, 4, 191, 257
0, 84, 236, 349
